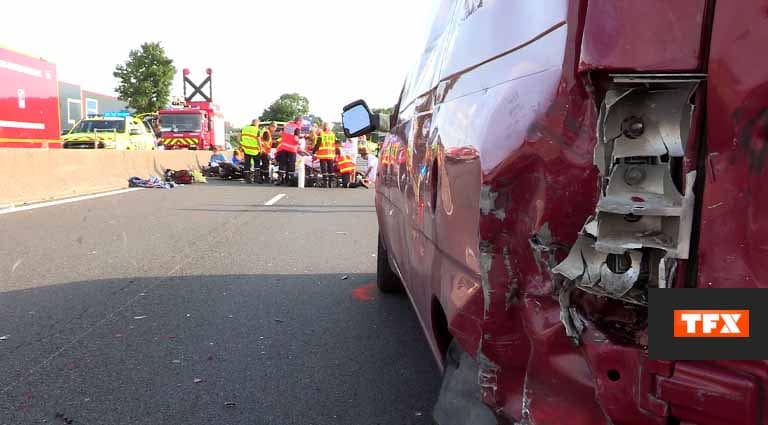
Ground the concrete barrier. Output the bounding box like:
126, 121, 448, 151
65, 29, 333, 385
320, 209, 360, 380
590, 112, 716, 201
0, 149, 214, 207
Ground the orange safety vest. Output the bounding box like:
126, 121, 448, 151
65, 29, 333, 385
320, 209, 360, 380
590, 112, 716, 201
316, 130, 336, 160
337, 155, 356, 175
260, 129, 272, 154
277, 121, 300, 154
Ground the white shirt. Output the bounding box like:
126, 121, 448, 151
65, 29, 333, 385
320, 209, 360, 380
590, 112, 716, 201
365, 154, 379, 182
342, 140, 358, 160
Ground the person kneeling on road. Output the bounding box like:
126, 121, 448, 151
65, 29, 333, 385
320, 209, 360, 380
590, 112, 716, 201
205, 146, 228, 176
219, 148, 245, 180
336, 148, 366, 188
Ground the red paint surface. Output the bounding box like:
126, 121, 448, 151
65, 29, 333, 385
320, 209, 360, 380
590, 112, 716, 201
372, 0, 768, 423
579, 0, 707, 72
0, 47, 61, 145
352, 283, 377, 301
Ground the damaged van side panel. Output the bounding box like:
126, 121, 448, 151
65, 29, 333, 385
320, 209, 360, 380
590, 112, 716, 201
380, 0, 768, 423
697, 0, 768, 291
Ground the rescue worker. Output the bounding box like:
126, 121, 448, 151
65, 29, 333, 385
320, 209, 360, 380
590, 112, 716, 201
307, 124, 320, 154
335, 147, 358, 188
313, 122, 337, 188
259, 122, 277, 183
359, 134, 378, 156
276, 116, 302, 185
240, 119, 261, 183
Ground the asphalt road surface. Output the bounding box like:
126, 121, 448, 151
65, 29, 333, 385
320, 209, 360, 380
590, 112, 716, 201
0, 181, 440, 425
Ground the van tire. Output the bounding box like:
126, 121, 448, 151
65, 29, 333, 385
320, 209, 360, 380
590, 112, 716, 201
432, 341, 497, 425
377, 233, 404, 293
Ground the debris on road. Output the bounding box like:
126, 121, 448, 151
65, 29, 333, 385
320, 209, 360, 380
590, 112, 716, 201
129, 176, 174, 189
0, 335, 8, 341
133, 316, 148, 320
341, 275, 349, 280
274, 318, 285, 323
193, 378, 203, 384
171, 360, 181, 364
54, 412, 74, 424
224, 402, 237, 407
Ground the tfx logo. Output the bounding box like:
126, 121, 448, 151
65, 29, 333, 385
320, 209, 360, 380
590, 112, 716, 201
673, 310, 750, 338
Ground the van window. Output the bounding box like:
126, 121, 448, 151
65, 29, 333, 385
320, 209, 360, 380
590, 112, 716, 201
424, 0, 456, 47
439, 1, 568, 79
400, 0, 458, 109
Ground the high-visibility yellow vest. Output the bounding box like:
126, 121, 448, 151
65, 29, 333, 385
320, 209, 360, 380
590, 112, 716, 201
316, 130, 336, 160
240, 125, 260, 156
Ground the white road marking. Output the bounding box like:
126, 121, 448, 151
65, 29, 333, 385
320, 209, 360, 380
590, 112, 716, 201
264, 193, 286, 206
0, 188, 141, 216
0, 119, 45, 130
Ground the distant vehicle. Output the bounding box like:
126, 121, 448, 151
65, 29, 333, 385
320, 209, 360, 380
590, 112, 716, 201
136, 112, 160, 142
0, 46, 61, 148
343, 1, 768, 424
157, 68, 225, 151
62, 112, 155, 150
157, 102, 224, 150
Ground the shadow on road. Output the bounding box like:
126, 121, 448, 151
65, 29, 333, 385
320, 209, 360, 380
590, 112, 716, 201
0, 274, 439, 425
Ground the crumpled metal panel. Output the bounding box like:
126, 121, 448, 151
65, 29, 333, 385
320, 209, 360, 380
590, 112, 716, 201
555, 78, 699, 308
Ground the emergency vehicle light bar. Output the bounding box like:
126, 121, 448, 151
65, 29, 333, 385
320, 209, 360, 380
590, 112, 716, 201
104, 111, 131, 118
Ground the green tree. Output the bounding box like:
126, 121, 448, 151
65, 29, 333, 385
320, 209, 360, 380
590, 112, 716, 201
113, 42, 176, 113
372, 107, 393, 115
260, 93, 310, 122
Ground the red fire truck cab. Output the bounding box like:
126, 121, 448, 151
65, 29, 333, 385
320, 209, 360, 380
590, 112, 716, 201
0, 47, 61, 148
157, 101, 224, 150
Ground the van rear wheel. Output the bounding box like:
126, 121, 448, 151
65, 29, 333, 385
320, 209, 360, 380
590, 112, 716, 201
432, 341, 497, 425
377, 233, 404, 293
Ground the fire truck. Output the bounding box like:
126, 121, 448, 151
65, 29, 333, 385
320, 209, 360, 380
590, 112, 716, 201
157, 68, 224, 150
0, 46, 61, 148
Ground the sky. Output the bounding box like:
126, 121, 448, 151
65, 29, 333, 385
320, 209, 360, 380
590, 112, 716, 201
1, 0, 436, 125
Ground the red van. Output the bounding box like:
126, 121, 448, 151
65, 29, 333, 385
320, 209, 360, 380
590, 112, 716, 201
343, 1, 768, 424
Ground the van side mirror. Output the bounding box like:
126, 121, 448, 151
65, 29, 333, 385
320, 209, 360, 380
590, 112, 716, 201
342, 100, 389, 137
